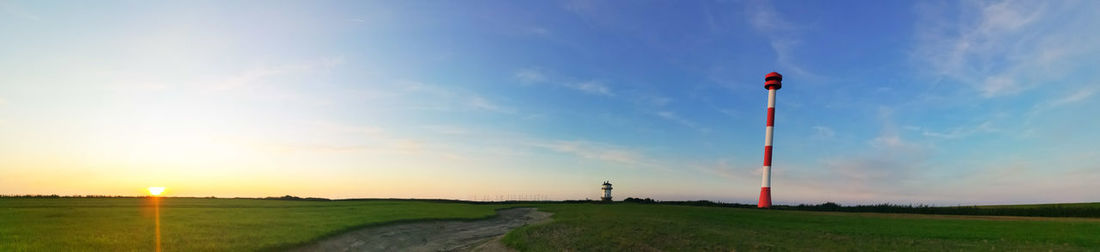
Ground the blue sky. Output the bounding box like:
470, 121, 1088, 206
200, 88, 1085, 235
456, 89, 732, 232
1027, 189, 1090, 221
1, 0, 1099, 205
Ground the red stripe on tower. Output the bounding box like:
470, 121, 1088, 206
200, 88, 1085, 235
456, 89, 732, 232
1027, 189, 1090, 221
763, 146, 772, 166
766, 108, 775, 126
759, 72, 782, 208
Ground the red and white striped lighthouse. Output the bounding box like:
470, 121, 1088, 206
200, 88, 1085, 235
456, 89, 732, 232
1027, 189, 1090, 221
759, 72, 782, 208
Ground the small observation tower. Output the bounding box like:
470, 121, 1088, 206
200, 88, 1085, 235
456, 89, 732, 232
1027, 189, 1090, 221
600, 181, 613, 201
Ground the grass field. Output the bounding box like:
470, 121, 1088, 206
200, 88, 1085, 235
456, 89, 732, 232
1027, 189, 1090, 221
5, 198, 1100, 251
503, 203, 1100, 251
976, 202, 1100, 209
0, 198, 499, 251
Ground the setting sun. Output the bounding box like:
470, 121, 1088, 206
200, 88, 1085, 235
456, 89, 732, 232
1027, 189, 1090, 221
147, 187, 165, 196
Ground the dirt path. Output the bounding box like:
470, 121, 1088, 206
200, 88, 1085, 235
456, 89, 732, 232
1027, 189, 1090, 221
291, 208, 551, 252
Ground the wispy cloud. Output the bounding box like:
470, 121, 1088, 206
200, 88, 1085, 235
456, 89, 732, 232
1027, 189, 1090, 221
421, 125, 468, 135
1042, 87, 1096, 109
514, 68, 615, 96
869, 107, 926, 152
745, 0, 815, 77
522, 26, 552, 37
1025, 86, 1097, 121
401, 81, 519, 114
569, 81, 614, 96
308, 121, 384, 136
800, 107, 932, 201
697, 159, 757, 182
514, 68, 549, 84
913, 0, 1099, 98
402, 81, 454, 97
224, 121, 389, 154
918, 121, 998, 139
530, 140, 659, 168
209, 57, 344, 91
512, 67, 711, 132
469, 96, 517, 114
655, 111, 709, 133
632, 94, 672, 107
812, 126, 835, 139
904, 118, 1001, 140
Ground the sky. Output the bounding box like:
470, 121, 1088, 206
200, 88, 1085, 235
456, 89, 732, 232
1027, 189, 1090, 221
2, 0, 1099, 205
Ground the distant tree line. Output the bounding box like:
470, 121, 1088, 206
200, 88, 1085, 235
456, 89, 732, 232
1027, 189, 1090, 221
623, 197, 658, 204
7, 194, 1098, 218
0, 194, 141, 198
262, 195, 331, 201
614, 199, 1100, 218
772, 202, 1100, 218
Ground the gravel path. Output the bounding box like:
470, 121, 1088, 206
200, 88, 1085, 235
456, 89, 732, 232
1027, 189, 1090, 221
290, 208, 551, 252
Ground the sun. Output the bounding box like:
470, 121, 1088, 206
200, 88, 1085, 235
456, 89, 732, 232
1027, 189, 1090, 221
147, 187, 166, 196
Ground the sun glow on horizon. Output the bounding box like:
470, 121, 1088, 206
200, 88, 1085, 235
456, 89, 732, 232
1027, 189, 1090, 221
147, 187, 165, 196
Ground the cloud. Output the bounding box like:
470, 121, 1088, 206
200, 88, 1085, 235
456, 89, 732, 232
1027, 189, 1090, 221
1025, 86, 1097, 121
822, 157, 916, 187
746, 1, 793, 32
513, 68, 615, 96
523, 26, 552, 37
928, 123, 995, 139
812, 126, 835, 139
698, 159, 757, 182
913, 0, 1100, 98
563, 0, 596, 15
401, 81, 518, 114
469, 96, 517, 114
402, 81, 453, 97
569, 81, 614, 96
1045, 87, 1096, 109
797, 107, 932, 202
210, 67, 287, 91
514, 68, 549, 84
655, 111, 709, 133
868, 107, 926, 152
309, 121, 384, 136
209, 57, 344, 91
938, 150, 1100, 204
633, 94, 672, 107
224, 121, 390, 154
512, 67, 711, 132
530, 140, 658, 168
802, 143, 930, 203
562, 0, 600, 23
245, 141, 372, 154
237, 138, 426, 156
421, 125, 468, 135
744, 0, 815, 77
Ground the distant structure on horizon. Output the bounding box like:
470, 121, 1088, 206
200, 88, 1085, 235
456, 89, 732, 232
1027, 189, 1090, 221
601, 181, 613, 201
758, 72, 783, 208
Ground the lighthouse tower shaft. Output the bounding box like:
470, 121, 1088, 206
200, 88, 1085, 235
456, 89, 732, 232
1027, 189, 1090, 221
759, 72, 782, 208
601, 181, 613, 202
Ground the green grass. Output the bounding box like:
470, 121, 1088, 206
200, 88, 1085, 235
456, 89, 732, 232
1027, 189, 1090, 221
503, 203, 1100, 251
7, 198, 1100, 251
0, 197, 500, 251
975, 202, 1100, 209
